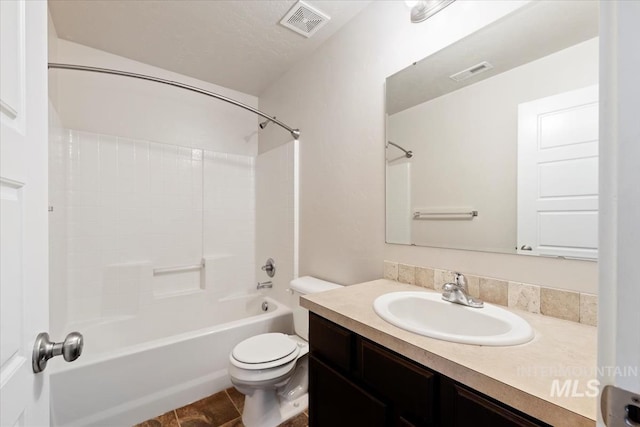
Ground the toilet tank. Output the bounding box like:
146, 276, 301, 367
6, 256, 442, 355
290, 276, 342, 340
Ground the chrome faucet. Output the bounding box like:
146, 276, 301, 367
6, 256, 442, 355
257, 280, 273, 290
442, 273, 483, 308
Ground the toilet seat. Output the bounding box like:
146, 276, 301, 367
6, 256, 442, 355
230, 333, 300, 370
229, 358, 298, 384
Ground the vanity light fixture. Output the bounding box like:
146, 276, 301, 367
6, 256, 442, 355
405, 0, 455, 23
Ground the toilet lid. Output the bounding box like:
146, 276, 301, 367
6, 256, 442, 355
232, 333, 298, 365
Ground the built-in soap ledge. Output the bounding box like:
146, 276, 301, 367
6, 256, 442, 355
383, 260, 597, 326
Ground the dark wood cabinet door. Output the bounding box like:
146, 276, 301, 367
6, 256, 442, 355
396, 416, 418, 427
441, 380, 550, 427
309, 312, 354, 372
309, 355, 389, 427
359, 339, 437, 426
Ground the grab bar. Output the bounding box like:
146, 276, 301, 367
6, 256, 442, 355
413, 210, 478, 219
153, 261, 204, 276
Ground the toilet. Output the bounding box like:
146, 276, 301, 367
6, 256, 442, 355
228, 276, 341, 427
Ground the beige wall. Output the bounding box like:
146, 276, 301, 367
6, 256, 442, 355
389, 38, 598, 253
52, 39, 259, 156
48, 11, 59, 111
48, 10, 67, 333
259, 0, 597, 294
255, 141, 299, 309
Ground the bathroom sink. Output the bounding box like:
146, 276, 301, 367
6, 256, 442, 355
373, 291, 534, 346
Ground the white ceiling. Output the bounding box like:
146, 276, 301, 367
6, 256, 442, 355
48, 0, 371, 96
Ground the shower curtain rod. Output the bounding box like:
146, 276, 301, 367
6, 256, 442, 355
387, 141, 413, 158
48, 63, 301, 140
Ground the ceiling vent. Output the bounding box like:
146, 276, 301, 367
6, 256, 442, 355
280, 1, 331, 38
449, 61, 494, 82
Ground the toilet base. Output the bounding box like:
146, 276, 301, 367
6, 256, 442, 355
279, 393, 308, 423
241, 390, 308, 427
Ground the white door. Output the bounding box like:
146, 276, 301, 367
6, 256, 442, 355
598, 1, 640, 426
517, 85, 599, 259
1, 1, 50, 426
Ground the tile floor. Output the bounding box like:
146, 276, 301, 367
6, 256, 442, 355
134, 387, 308, 427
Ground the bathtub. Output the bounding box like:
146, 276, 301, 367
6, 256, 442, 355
50, 293, 293, 426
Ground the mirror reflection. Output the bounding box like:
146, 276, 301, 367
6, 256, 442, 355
385, 1, 599, 259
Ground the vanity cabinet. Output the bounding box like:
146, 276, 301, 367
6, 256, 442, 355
309, 355, 389, 427
308, 313, 550, 427
440, 381, 545, 427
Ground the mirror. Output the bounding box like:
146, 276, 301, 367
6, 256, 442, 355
385, 1, 599, 259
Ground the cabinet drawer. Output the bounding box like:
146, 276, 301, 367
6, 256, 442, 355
442, 380, 550, 427
309, 313, 354, 372
360, 339, 436, 426
309, 355, 388, 427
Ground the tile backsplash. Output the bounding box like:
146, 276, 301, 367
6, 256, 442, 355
383, 260, 597, 326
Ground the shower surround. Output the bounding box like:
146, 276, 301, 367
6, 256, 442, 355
49, 129, 256, 333
47, 36, 300, 426
48, 129, 299, 426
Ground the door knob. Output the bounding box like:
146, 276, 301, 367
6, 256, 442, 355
602, 385, 640, 426
32, 331, 84, 373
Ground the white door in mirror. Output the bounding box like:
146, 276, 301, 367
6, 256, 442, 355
373, 292, 534, 346
517, 85, 599, 259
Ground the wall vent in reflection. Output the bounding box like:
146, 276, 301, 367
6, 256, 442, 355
449, 61, 494, 82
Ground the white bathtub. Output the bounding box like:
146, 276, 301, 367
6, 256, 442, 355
50, 294, 293, 427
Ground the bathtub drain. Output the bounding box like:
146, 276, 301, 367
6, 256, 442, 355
262, 301, 269, 312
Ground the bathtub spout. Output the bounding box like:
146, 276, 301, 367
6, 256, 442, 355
257, 281, 273, 290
